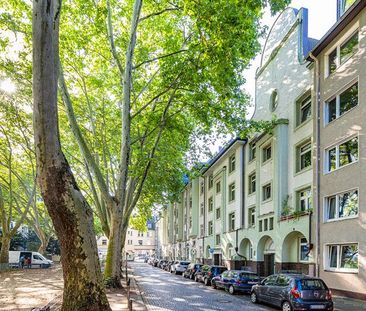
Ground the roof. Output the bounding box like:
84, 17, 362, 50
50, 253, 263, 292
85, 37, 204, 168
308, 0, 366, 58
200, 137, 247, 175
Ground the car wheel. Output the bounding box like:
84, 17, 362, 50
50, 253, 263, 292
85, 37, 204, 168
282, 301, 292, 311
195, 275, 199, 282
204, 278, 209, 286
211, 281, 217, 289
250, 291, 258, 304
228, 285, 235, 295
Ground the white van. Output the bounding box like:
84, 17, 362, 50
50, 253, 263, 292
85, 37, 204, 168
9, 251, 53, 268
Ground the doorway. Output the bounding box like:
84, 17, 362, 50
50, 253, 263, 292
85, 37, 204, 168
264, 253, 275, 276
213, 254, 222, 265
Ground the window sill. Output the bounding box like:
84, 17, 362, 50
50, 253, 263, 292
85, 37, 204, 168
262, 159, 272, 166
248, 191, 256, 196
294, 165, 312, 176
294, 117, 312, 131
325, 50, 358, 79
262, 198, 273, 204
323, 215, 358, 223
324, 160, 358, 175
324, 104, 359, 128
324, 268, 358, 274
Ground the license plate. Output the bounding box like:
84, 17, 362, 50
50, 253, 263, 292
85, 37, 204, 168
310, 305, 325, 309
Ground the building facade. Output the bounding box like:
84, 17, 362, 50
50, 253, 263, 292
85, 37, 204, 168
157, 0, 365, 299
310, 0, 365, 299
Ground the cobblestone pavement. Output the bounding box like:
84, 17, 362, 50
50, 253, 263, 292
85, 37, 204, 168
132, 262, 273, 311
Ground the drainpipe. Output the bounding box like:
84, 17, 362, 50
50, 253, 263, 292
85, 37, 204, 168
203, 176, 206, 264
309, 52, 321, 278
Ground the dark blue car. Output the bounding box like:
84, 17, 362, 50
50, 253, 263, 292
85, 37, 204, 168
251, 274, 333, 311
211, 270, 260, 294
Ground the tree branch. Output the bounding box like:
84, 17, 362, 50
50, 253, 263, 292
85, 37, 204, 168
139, 7, 180, 22
133, 49, 188, 70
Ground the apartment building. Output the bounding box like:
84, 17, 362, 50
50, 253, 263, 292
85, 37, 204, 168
157, 1, 365, 297
309, 0, 365, 299
97, 220, 156, 259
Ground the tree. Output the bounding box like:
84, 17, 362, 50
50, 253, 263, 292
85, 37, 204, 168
32, 0, 110, 309
58, 0, 291, 286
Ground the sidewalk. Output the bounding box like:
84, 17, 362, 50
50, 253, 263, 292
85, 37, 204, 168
333, 296, 366, 311
112, 265, 146, 311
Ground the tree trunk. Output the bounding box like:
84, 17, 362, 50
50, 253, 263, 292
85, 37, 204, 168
37, 233, 49, 255
104, 210, 123, 287
32, 0, 110, 310
0, 236, 10, 264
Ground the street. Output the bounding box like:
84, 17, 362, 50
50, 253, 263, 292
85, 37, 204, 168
132, 262, 274, 311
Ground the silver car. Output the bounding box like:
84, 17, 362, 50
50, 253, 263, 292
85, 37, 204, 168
171, 261, 190, 275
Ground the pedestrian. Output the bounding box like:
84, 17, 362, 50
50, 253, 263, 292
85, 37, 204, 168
26, 257, 31, 269
19, 255, 25, 269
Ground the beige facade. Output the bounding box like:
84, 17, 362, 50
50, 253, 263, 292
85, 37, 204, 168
97, 224, 156, 260
311, 0, 366, 299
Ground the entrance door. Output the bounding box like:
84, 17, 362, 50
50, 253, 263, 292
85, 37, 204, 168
213, 254, 222, 265
264, 253, 275, 276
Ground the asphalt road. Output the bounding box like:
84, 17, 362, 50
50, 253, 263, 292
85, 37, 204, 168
132, 262, 274, 311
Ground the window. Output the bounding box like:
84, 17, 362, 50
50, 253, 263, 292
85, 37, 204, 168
297, 140, 312, 172
208, 197, 213, 212
229, 155, 236, 173
248, 207, 255, 227
200, 203, 204, 215
325, 189, 358, 221
228, 183, 235, 202
262, 183, 272, 201
297, 94, 312, 126
200, 181, 204, 194
229, 212, 235, 231
216, 181, 221, 193
138, 231, 143, 237
215, 234, 221, 245
326, 136, 358, 172
138, 240, 143, 245
269, 217, 274, 230
259, 220, 263, 232
262, 144, 272, 163
189, 217, 192, 228
326, 82, 358, 123
270, 90, 279, 111
340, 0, 357, 16
189, 197, 192, 208
208, 174, 213, 189
326, 243, 358, 272
249, 142, 256, 161
297, 187, 312, 212
208, 221, 213, 235
102, 239, 107, 246
216, 207, 221, 220
200, 224, 204, 236
300, 238, 309, 261
327, 30, 358, 75
248, 172, 256, 194
264, 218, 268, 231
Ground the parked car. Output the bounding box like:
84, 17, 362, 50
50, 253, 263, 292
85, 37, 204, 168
153, 259, 160, 267
250, 274, 333, 311
158, 260, 168, 269
9, 251, 53, 269
211, 270, 260, 294
165, 260, 174, 271
195, 265, 227, 286
171, 261, 190, 274
183, 263, 203, 279
169, 261, 179, 273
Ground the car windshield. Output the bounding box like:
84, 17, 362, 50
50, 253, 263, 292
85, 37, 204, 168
299, 279, 326, 290
180, 262, 190, 265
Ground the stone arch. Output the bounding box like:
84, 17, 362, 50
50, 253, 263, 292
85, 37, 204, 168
282, 231, 308, 262
257, 235, 275, 261
239, 238, 252, 260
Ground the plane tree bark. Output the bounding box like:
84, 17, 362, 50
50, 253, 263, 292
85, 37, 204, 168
32, 0, 110, 309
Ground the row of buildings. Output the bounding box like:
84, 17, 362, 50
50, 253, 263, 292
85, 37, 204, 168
156, 0, 365, 299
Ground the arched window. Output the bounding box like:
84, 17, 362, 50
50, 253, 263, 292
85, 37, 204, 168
270, 89, 279, 112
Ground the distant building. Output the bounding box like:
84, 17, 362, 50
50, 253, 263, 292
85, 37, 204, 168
97, 220, 156, 260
